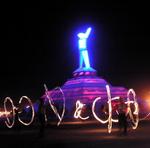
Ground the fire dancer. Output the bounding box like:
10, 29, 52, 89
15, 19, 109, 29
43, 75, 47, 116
117, 97, 128, 135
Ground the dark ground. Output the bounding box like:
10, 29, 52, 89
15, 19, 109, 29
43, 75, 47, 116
0, 120, 150, 148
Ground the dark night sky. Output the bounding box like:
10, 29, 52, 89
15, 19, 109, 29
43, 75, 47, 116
0, 2, 149, 101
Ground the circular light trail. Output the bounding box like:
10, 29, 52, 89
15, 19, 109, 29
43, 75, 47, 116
18, 96, 35, 126
4, 97, 15, 128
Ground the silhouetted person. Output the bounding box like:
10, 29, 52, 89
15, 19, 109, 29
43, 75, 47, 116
117, 97, 128, 135
14, 107, 21, 132
37, 99, 46, 138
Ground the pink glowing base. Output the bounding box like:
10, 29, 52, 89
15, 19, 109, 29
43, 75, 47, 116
42, 69, 129, 116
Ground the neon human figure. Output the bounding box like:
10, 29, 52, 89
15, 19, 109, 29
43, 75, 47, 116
77, 27, 92, 69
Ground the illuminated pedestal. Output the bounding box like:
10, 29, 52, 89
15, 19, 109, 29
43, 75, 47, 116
42, 69, 128, 118
41, 27, 145, 123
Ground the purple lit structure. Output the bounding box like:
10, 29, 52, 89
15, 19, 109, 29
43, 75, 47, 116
42, 27, 129, 118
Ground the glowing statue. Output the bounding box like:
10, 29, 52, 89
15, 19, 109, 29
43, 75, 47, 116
77, 27, 92, 69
